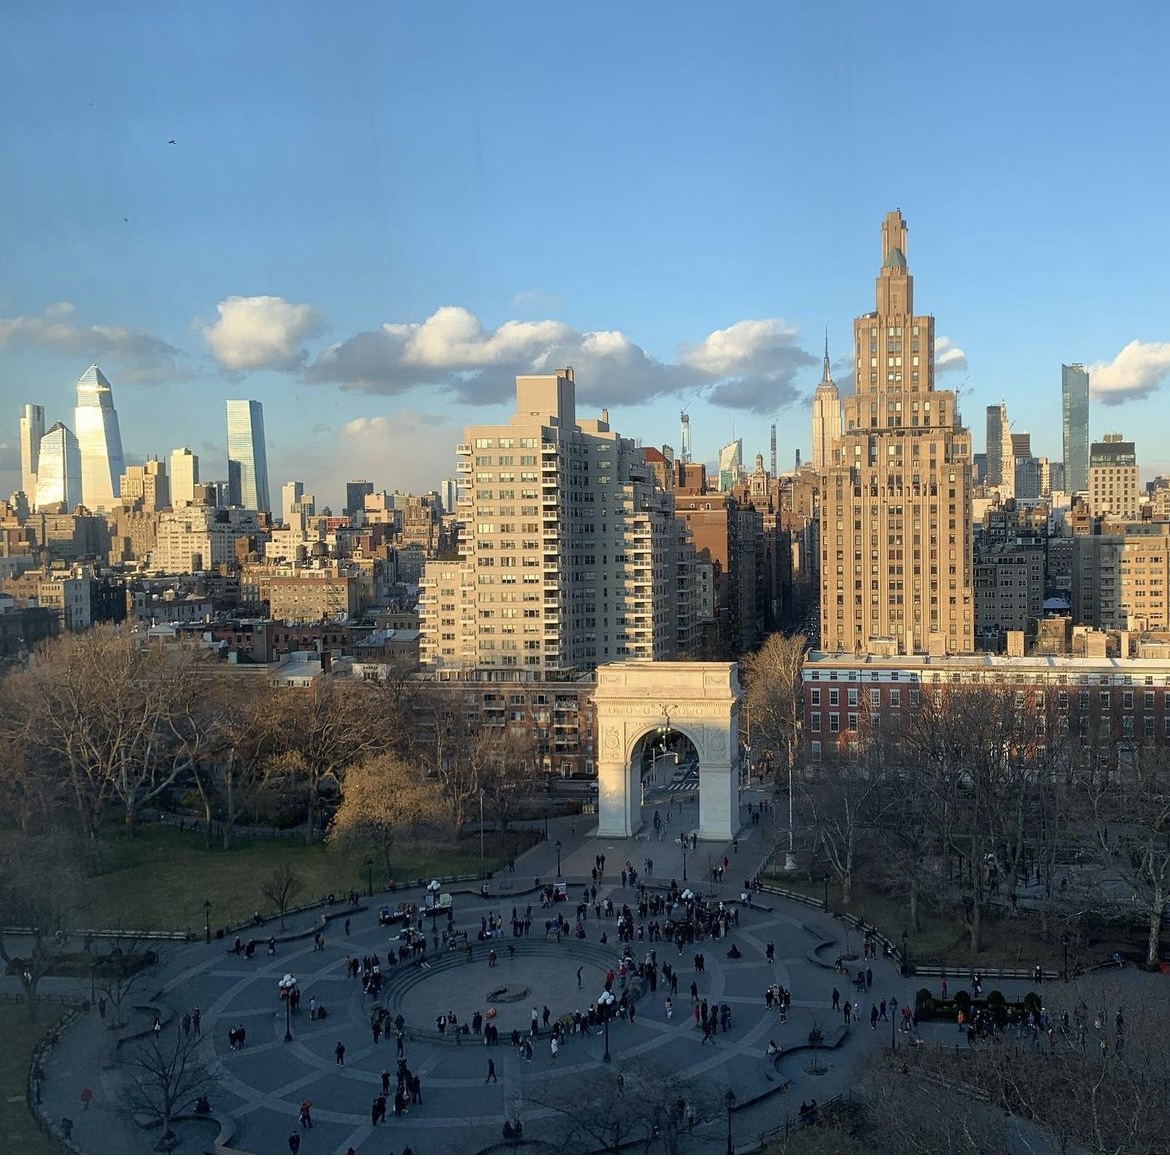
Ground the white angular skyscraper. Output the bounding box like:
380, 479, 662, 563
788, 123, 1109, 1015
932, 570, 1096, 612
20, 403, 45, 507
225, 400, 271, 512
35, 422, 82, 510
74, 364, 125, 511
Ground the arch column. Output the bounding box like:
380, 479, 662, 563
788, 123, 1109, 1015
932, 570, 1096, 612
592, 661, 742, 841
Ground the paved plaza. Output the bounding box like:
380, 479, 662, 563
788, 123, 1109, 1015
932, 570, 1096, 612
27, 785, 1166, 1154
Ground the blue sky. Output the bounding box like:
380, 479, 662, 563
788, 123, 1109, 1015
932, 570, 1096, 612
3, 0, 1170, 512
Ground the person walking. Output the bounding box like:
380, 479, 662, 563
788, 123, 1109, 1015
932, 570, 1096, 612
298, 1099, 313, 1128
381, 1069, 391, 1097
832, 987, 840, 1011
335, 1041, 346, 1066
550, 1035, 559, 1061
80, 1087, 93, 1112
486, 1057, 498, 1083
289, 1130, 301, 1155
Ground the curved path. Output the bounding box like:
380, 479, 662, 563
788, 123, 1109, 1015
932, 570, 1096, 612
34, 789, 918, 1154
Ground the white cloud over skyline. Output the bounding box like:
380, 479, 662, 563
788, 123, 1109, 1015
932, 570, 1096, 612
1089, 340, 1170, 406
934, 336, 968, 374
202, 295, 325, 373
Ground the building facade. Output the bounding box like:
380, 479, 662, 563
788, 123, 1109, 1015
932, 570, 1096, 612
810, 341, 841, 473
19, 403, 45, 509
35, 422, 82, 512
1062, 363, 1090, 494
818, 210, 974, 656
985, 402, 1014, 496
74, 364, 126, 512
169, 448, 199, 508
225, 399, 271, 512
1088, 434, 1139, 520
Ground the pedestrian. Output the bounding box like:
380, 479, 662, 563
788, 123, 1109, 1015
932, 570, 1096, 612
843, 1000, 852, 1024
941, 978, 948, 1000
80, 1087, 93, 1112
870, 1004, 878, 1029
832, 987, 840, 1011
299, 1099, 313, 1128
181, 1012, 191, 1036
192, 1006, 201, 1034
98, 996, 107, 1020
550, 1035, 559, 1061
577, 966, 583, 989
665, 996, 673, 1019
345, 918, 351, 936
335, 1040, 346, 1066
381, 1069, 391, 1096
288, 1130, 301, 1155
152, 1016, 162, 1035
486, 1057, 498, 1083
375, 1094, 387, 1123
371, 1098, 381, 1127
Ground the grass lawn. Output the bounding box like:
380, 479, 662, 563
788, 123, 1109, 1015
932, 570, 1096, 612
77, 826, 535, 934
762, 866, 1129, 973
0, 1012, 57, 1155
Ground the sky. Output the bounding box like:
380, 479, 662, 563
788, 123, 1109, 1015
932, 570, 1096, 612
3, 0, 1170, 514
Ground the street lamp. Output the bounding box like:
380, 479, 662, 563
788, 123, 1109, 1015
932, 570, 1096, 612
1062, 933, 1070, 982
682, 844, 688, 882
890, 997, 897, 1053
363, 857, 374, 898
556, 840, 562, 878
284, 984, 294, 1042
724, 1090, 736, 1154
743, 743, 751, 790
203, 899, 211, 944
598, 988, 617, 1062
479, 789, 485, 881
901, 930, 909, 978
823, 875, 829, 912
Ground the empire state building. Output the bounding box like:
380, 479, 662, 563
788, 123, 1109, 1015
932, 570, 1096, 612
818, 211, 973, 657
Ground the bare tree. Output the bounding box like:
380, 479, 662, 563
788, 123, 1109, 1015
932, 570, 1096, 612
122, 1028, 213, 1147
412, 684, 485, 833
92, 934, 154, 1029
327, 752, 444, 879
740, 632, 806, 795
259, 862, 304, 931
475, 727, 541, 833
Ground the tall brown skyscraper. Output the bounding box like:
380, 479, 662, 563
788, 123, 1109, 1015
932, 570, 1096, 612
819, 210, 973, 656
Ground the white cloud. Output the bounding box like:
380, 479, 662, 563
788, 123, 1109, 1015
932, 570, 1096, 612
934, 336, 967, 374
1088, 340, 1170, 405
202, 295, 324, 372
0, 301, 182, 381
306, 306, 815, 414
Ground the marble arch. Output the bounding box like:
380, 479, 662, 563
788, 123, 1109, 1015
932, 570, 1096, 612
592, 661, 743, 841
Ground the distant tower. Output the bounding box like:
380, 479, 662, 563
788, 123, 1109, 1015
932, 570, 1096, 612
346, 480, 375, 518
74, 364, 125, 511
680, 412, 693, 464
1062, 363, 1090, 493
225, 400, 271, 511
985, 402, 1014, 497
19, 403, 45, 508
35, 422, 82, 510
810, 333, 841, 472
770, 424, 777, 477
718, 439, 743, 490
795, 448, 801, 468
169, 447, 199, 508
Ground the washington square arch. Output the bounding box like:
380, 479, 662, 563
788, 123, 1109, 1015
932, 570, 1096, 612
592, 661, 742, 841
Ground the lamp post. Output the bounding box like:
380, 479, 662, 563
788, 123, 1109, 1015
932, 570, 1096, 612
284, 985, 293, 1042
743, 743, 752, 791
784, 735, 797, 870
901, 930, 909, 978
890, 998, 897, 1053
479, 789, 485, 881
363, 857, 374, 898
823, 875, 829, 912
1061, 933, 1069, 982
556, 840, 562, 878
599, 988, 616, 1062
724, 1090, 736, 1154
203, 899, 211, 944
682, 844, 688, 882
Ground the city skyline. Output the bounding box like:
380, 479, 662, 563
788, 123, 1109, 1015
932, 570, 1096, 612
2, 2, 1170, 511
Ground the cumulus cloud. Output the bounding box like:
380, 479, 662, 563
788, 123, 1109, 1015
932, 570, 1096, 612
202, 295, 324, 372
934, 335, 967, 374
1088, 340, 1170, 406
0, 301, 182, 381
332, 410, 464, 493
307, 305, 815, 414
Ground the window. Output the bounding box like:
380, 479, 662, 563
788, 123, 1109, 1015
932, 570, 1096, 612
810, 689, 821, 707
810, 712, 821, 732
829, 689, 839, 706
829, 713, 840, 734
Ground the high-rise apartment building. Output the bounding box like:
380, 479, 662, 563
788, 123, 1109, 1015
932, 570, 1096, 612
985, 402, 1014, 496
420, 369, 697, 675
1062, 363, 1090, 494
1088, 433, 1139, 519
19, 404, 45, 507
819, 210, 973, 656
74, 364, 125, 511
439, 478, 458, 515
346, 480, 375, 518
225, 400, 271, 511
168, 448, 199, 508
810, 339, 842, 472
119, 459, 170, 512
35, 423, 82, 511
717, 439, 743, 491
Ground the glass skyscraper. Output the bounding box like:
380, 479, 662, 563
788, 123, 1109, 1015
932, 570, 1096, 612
225, 399, 271, 511
74, 364, 125, 511
35, 422, 82, 510
1062, 363, 1090, 494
